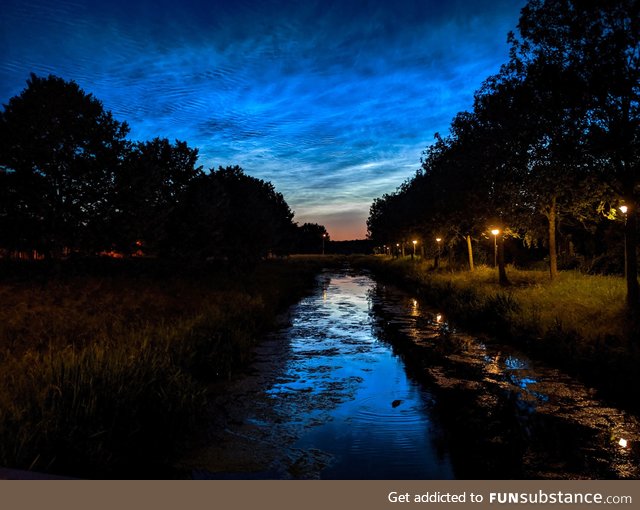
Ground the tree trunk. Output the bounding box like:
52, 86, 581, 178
624, 200, 639, 312
466, 235, 474, 271
498, 235, 509, 286
548, 195, 558, 280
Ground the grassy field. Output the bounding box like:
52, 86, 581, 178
352, 256, 639, 410
0, 257, 326, 478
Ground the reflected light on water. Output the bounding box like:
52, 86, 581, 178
409, 299, 420, 320
485, 354, 502, 376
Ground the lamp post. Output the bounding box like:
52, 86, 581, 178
491, 229, 500, 268
412, 240, 417, 260
435, 237, 442, 269
620, 205, 628, 278
322, 233, 326, 255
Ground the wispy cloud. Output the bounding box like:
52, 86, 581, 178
1, 0, 526, 239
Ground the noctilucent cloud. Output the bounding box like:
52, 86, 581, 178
1, 0, 526, 240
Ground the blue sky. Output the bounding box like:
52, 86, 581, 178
1, 0, 526, 239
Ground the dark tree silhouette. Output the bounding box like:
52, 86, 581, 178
179, 166, 295, 263
367, 0, 638, 299
113, 137, 202, 255
165, 171, 228, 260
515, 0, 640, 307
0, 74, 129, 257
293, 222, 329, 254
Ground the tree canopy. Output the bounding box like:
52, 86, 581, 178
0, 74, 301, 265
0, 73, 130, 257
367, 0, 640, 311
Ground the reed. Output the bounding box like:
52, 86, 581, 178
0, 258, 322, 477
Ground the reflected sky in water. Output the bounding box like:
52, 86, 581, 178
0, 0, 526, 239
265, 271, 454, 478
188, 270, 639, 479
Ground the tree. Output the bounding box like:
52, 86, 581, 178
293, 223, 329, 254
187, 166, 295, 263
113, 137, 202, 255
439, 98, 531, 285
0, 74, 129, 257
165, 171, 228, 260
515, 0, 640, 307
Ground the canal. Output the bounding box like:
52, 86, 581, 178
180, 268, 640, 479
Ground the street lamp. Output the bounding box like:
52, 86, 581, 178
412, 239, 417, 259
620, 205, 628, 278
435, 237, 442, 269
491, 229, 500, 268
322, 233, 327, 255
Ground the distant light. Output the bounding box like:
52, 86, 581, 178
436, 313, 442, 323
396, 243, 399, 247
412, 240, 417, 245
620, 205, 628, 214
412, 299, 418, 308
491, 229, 500, 236
436, 237, 441, 242
619, 438, 628, 448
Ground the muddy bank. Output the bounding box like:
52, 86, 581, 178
370, 282, 640, 479
352, 257, 640, 415
176, 320, 333, 479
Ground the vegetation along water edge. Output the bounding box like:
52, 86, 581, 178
351, 255, 640, 415
0, 256, 331, 479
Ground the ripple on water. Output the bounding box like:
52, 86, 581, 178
258, 272, 454, 479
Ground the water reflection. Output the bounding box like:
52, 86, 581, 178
190, 269, 640, 480
264, 271, 454, 479
371, 280, 640, 479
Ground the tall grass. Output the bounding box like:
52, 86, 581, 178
353, 256, 639, 409
0, 258, 323, 477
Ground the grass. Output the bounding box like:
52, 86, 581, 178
352, 256, 639, 410
0, 257, 325, 478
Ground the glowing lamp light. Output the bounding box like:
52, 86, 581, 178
412, 240, 417, 245
620, 205, 628, 214
619, 438, 628, 448
436, 313, 442, 323
436, 237, 442, 242
491, 229, 500, 268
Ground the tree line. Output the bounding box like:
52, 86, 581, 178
0, 74, 329, 264
367, 0, 640, 310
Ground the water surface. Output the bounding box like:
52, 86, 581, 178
187, 268, 640, 479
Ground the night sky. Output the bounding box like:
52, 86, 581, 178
1, 0, 526, 240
